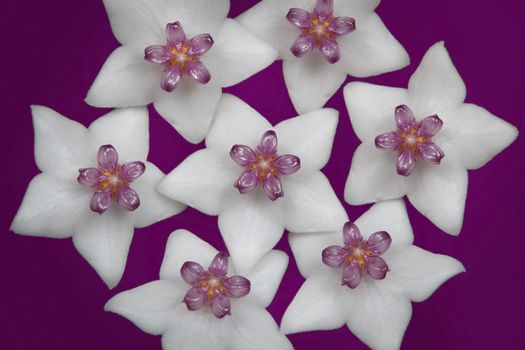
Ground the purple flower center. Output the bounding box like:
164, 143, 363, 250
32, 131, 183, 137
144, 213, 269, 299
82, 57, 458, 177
375, 104, 445, 177
322, 222, 392, 289
145, 21, 214, 92
77, 145, 145, 214
230, 130, 301, 201
180, 252, 251, 319
286, 0, 356, 64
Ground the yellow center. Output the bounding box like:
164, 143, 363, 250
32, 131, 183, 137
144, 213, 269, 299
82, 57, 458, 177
247, 152, 279, 182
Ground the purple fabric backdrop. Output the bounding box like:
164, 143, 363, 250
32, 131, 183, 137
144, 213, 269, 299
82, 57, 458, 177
1, 0, 524, 349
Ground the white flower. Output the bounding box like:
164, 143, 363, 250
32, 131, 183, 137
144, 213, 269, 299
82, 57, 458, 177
10, 106, 185, 288
237, 0, 409, 114
281, 199, 465, 350
85, 0, 278, 144
158, 94, 347, 273
344, 41, 518, 234
105, 229, 292, 350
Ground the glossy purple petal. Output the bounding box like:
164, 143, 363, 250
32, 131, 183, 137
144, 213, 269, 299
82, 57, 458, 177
230, 145, 257, 166
258, 130, 278, 156
180, 261, 206, 286
188, 33, 214, 56
314, 0, 334, 18
418, 142, 445, 165
319, 39, 340, 64
234, 169, 259, 194
210, 292, 231, 319
417, 115, 443, 137
121, 161, 146, 182
291, 34, 315, 58
144, 45, 170, 64
330, 17, 356, 36
322, 245, 348, 267
166, 22, 186, 47
395, 105, 416, 131
209, 252, 229, 276
343, 222, 363, 246
342, 261, 362, 289
366, 256, 389, 280
161, 66, 182, 92
90, 189, 112, 214
375, 131, 402, 150
224, 276, 251, 298
186, 61, 211, 84
183, 287, 206, 311
273, 155, 300, 175
365, 231, 392, 256
263, 173, 283, 201
97, 145, 118, 172
116, 186, 140, 211
286, 8, 311, 28
77, 168, 101, 187
396, 148, 416, 176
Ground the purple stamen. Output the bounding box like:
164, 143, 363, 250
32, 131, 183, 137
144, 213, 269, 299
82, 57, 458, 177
375, 105, 445, 177
230, 131, 301, 201
77, 145, 145, 214
322, 222, 392, 289
286, 0, 355, 64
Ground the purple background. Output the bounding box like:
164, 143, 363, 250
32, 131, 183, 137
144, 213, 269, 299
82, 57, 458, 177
1, 0, 524, 349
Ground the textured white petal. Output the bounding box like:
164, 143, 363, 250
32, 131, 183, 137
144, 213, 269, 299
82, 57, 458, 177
205, 94, 273, 154
245, 250, 289, 308
436, 103, 518, 170
407, 160, 468, 235
335, 0, 380, 14
218, 191, 285, 274
408, 42, 466, 117
73, 208, 134, 288
85, 46, 160, 108
167, 0, 230, 35
339, 12, 409, 78
344, 81, 409, 143
289, 230, 341, 278
31, 106, 90, 178
202, 19, 278, 88
11, 174, 90, 238
345, 143, 408, 205
105, 279, 186, 335
282, 171, 347, 233
153, 80, 221, 144
274, 108, 338, 170
283, 55, 347, 113
130, 161, 185, 228
387, 245, 465, 302
157, 149, 237, 216
160, 229, 218, 281
88, 107, 149, 162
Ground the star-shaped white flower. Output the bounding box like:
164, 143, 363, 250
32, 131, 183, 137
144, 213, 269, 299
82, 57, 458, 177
105, 229, 292, 350
11, 106, 185, 288
85, 0, 278, 144
237, 0, 409, 114
344, 42, 518, 234
281, 199, 465, 350
158, 94, 347, 273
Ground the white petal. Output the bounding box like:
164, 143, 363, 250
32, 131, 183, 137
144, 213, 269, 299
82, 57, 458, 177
157, 149, 237, 216
153, 80, 221, 144
282, 171, 347, 233
130, 161, 186, 228
104, 279, 186, 335
11, 174, 90, 238
160, 229, 218, 281
436, 103, 518, 170
202, 19, 278, 88
345, 143, 409, 205
72, 208, 134, 288
283, 55, 347, 114
85, 46, 160, 108
218, 191, 285, 274
407, 160, 468, 235
344, 81, 409, 143
245, 250, 289, 308
88, 107, 149, 162
281, 268, 348, 334
31, 106, 91, 178
289, 230, 341, 278
274, 108, 339, 170
387, 245, 465, 302
338, 12, 409, 78
167, 0, 230, 35
205, 94, 273, 154
335, 0, 380, 14
407, 41, 466, 117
